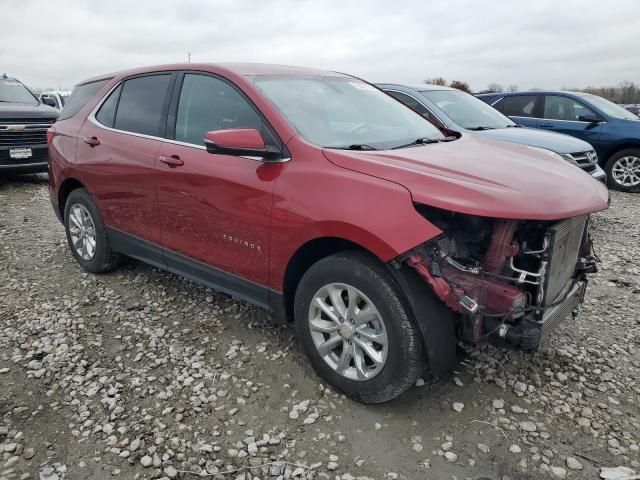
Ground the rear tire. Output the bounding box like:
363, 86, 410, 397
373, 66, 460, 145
64, 188, 121, 273
604, 149, 640, 192
294, 251, 423, 403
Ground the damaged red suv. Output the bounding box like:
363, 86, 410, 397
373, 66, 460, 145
48, 64, 609, 403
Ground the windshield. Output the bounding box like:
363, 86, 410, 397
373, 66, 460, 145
250, 75, 445, 149
421, 89, 515, 130
576, 93, 639, 121
0, 79, 39, 105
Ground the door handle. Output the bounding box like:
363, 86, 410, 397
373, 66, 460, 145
158, 154, 184, 168
83, 136, 100, 147
539, 122, 554, 128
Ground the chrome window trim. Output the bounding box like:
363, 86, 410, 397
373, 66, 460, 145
87, 79, 290, 162
538, 117, 607, 125
509, 114, 608, 125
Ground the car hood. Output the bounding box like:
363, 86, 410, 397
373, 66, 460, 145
472, 126, 593, 154
0, 102, 58, 120
323, 135, 609, 221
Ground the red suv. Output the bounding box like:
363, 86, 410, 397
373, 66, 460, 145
48, 63, 608, 403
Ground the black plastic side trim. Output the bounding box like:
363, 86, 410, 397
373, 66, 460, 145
388, 263, 459, 383
107, 227, 280, 314
163, 248, 269, 310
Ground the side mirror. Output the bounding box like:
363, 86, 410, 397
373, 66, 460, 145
41, 96, 57, 108
578, 113, 602, 123
204, 129, 283, 161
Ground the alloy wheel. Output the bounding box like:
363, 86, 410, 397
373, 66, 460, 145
308, 283, 388, 381
611, 155, 640, 187
68, 203, 97, 261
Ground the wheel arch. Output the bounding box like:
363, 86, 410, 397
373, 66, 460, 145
602, 141, 640, 163
279, 236, 375, 322
57, 177, 86, 220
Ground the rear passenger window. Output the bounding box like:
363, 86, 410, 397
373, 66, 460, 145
114, 74, 172, 136
95, 85, 121, 128
498, 95, 538, 118
174, 74, 267, 146
58, 79, 109, 120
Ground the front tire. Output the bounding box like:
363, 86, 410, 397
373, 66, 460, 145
294, 251, 423, 403
64, 188, 121, 273
604, 149, 640, 192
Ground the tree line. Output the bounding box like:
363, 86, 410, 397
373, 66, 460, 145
428, 77, 640, 104
567, 81, 640, 104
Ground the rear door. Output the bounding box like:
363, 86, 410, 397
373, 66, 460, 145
76, 72, 175, 245
155, 72, 283, 303
493, 94, 541, 128
538, 94, 602, 146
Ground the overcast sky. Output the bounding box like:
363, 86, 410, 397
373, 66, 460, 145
2, 0, 639, 91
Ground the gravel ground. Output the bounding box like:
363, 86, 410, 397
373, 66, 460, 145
0, 174, 638, 480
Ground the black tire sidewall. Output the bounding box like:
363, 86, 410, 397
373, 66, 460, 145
294, 252, 423, 402
63, 188, 115, 273
605, 149, 640, 192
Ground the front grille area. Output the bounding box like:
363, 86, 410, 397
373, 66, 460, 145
0, 118, 55, 147
542, 215, 588, 305
568, 150, 598, 172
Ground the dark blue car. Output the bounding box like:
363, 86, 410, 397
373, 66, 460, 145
477, 91, 640, 192
378, 84, 606, 183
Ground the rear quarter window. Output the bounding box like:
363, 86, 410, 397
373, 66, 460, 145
58, 79, 109, 121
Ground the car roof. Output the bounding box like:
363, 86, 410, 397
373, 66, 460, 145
378, 82, 456, 92
78, 63, 350, 85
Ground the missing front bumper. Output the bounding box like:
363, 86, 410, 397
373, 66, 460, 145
484, 280, 587, 351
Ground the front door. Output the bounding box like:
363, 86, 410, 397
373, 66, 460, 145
538, 94, 602, 147
155, 72, 283, 305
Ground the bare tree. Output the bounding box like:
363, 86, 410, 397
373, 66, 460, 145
507, 84, 519, 92
449, 80, 472, 94
487, 83, 504, 93
425, 77, 447, 86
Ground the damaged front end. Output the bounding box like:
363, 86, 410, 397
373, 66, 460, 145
399, 205, 598, 351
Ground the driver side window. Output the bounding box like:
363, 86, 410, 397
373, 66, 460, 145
175, 74, 268, 146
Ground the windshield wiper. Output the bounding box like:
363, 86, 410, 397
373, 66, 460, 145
467, 126, 495, 131
391, 136, 456, 150
328, 144, 378, 151
505, 124, 523, 128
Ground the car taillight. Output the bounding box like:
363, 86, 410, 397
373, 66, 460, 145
46, 126, 56, 145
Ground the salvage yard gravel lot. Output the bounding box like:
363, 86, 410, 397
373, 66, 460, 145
0, 175, 638, 480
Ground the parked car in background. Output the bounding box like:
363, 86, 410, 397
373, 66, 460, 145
48, 63, 608, 403
39, 90, 72, 110
379, 83, 606, 182
0, 74, 58, 174
624, 105, 640, 117
477, 91, 640, 192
